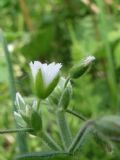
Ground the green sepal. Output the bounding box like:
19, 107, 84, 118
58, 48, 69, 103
14, 112, 27, 128
31, 111, 42, 134
45, 75, 59, 98
70, 63, 90, 79
34, 70, 46, 99
21, 114, 31, 128
35, 70, 59, 99
15, 98, 26, 113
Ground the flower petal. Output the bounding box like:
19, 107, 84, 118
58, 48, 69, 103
29, 61, 42, 79
41, 62, 62, 86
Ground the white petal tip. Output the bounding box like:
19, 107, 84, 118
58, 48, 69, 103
83, 55, 95, 65
15, 92, 25, 106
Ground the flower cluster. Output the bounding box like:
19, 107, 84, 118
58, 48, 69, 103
14, 56, 95, 134
14, 92, 42, 134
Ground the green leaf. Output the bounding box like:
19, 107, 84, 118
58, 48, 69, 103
68, 121, 94, 153
95, 115, 120, 138
15, 151, 72, 160
94, 130, 114, 154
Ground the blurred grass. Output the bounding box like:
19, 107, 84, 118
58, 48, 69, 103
95, 0, 118, 110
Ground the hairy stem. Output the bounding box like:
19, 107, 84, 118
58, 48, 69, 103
0, 128, 32, 134
42, 132, 62, 151
68, 120, 93, 153
56, 110, 72, 150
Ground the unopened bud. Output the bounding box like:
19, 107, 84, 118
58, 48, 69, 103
70, 56, 95, 79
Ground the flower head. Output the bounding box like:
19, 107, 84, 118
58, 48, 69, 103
30, 61, 62, 99
81, 55, 95, 66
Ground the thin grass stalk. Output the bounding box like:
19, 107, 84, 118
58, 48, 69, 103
0, 30, 28, 153
95, 0, 118, 109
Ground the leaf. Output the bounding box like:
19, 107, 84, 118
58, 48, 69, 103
74, 123, 94, 152
94, 129, 114, 154
95, 115, 120, 137
15, 151, 72, 160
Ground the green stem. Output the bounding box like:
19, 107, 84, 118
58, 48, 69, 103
66, 109, 87, 121
0, 128, 32, 134
0, 127, 62, 151
0, 30, 28, 153
56, 78, 72, 150
37, 99, 41, 111
64, 76, 70, 88
68, 120, 93, 153
95, 0, 118, 109
42, 132, 62, 151
56, 110, 72, 150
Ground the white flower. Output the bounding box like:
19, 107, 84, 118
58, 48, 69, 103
29, 61, 62, 99
30, 61, 62, 86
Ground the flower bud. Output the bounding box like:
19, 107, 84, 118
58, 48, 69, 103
15, 92, 26, 112
14, 92, 42, 134
14, 112, 27, 127
70, 56, 95, 79
30, 61, 62, 99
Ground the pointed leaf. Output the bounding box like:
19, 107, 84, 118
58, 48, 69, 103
15, 151, 71, 160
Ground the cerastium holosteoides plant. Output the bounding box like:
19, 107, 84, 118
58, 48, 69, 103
0, 55, 120, 160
